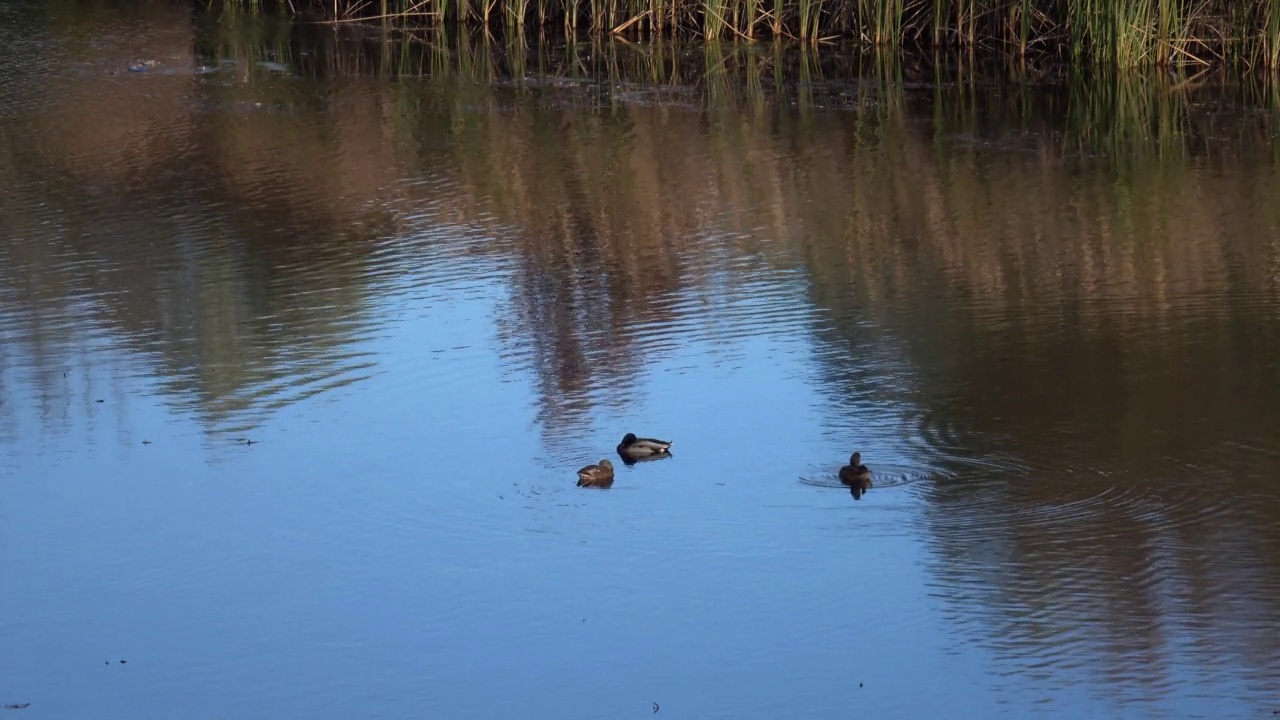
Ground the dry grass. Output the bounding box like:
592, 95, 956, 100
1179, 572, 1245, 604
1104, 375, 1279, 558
221, 0, 1280, 66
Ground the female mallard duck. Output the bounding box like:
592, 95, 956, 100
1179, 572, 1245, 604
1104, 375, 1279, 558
839, 452, 873, 493
616, 433, 673, 460
576, 459, 615, 488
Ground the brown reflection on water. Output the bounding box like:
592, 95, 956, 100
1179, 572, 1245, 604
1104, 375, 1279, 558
781, 80, 1280, 692
3, 12, 1280, 703
0, 9, 420, 429
454, 103, 686, 433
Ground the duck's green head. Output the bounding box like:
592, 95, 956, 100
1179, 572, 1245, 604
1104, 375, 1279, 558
621, 433, 638, 445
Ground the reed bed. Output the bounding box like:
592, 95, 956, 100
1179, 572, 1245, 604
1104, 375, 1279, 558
218, 0, 1280, 67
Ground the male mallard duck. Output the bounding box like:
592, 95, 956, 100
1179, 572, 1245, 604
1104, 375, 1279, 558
576, 459, 615, 488
616, 433, 673, 460
839, 452, 873, 491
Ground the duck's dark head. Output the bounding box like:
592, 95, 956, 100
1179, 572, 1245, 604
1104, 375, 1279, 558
850, 452, 862, 466
621, 433, 638, 445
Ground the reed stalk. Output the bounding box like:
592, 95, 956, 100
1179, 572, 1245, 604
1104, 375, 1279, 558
798, 0, 815, 41
1264, 0, 1280, 68
704, 0, 726, 37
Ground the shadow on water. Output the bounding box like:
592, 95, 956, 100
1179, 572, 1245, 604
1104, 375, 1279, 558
3, 4, 1280, 712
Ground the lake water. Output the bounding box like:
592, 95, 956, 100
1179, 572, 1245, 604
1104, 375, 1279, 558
3, 3, 1280, 719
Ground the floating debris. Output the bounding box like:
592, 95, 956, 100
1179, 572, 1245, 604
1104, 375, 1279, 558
652, 702, 660, 714
2, 703, 31, 710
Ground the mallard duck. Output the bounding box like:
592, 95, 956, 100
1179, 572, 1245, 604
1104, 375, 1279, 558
839, 452, 873, 493
616, 433, 673, 460
576, 459, 615, 488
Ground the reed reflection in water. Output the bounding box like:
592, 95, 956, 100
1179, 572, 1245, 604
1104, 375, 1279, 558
2, 8, 1280, 719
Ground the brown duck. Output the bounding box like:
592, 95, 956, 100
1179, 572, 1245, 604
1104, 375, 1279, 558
576, 459, 615, 488
839, 452, 873, 497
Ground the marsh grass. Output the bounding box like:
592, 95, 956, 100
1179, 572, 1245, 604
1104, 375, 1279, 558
216, 0, 1280, 67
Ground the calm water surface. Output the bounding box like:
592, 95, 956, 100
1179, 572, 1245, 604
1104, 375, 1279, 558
3, 4, 1280, 719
